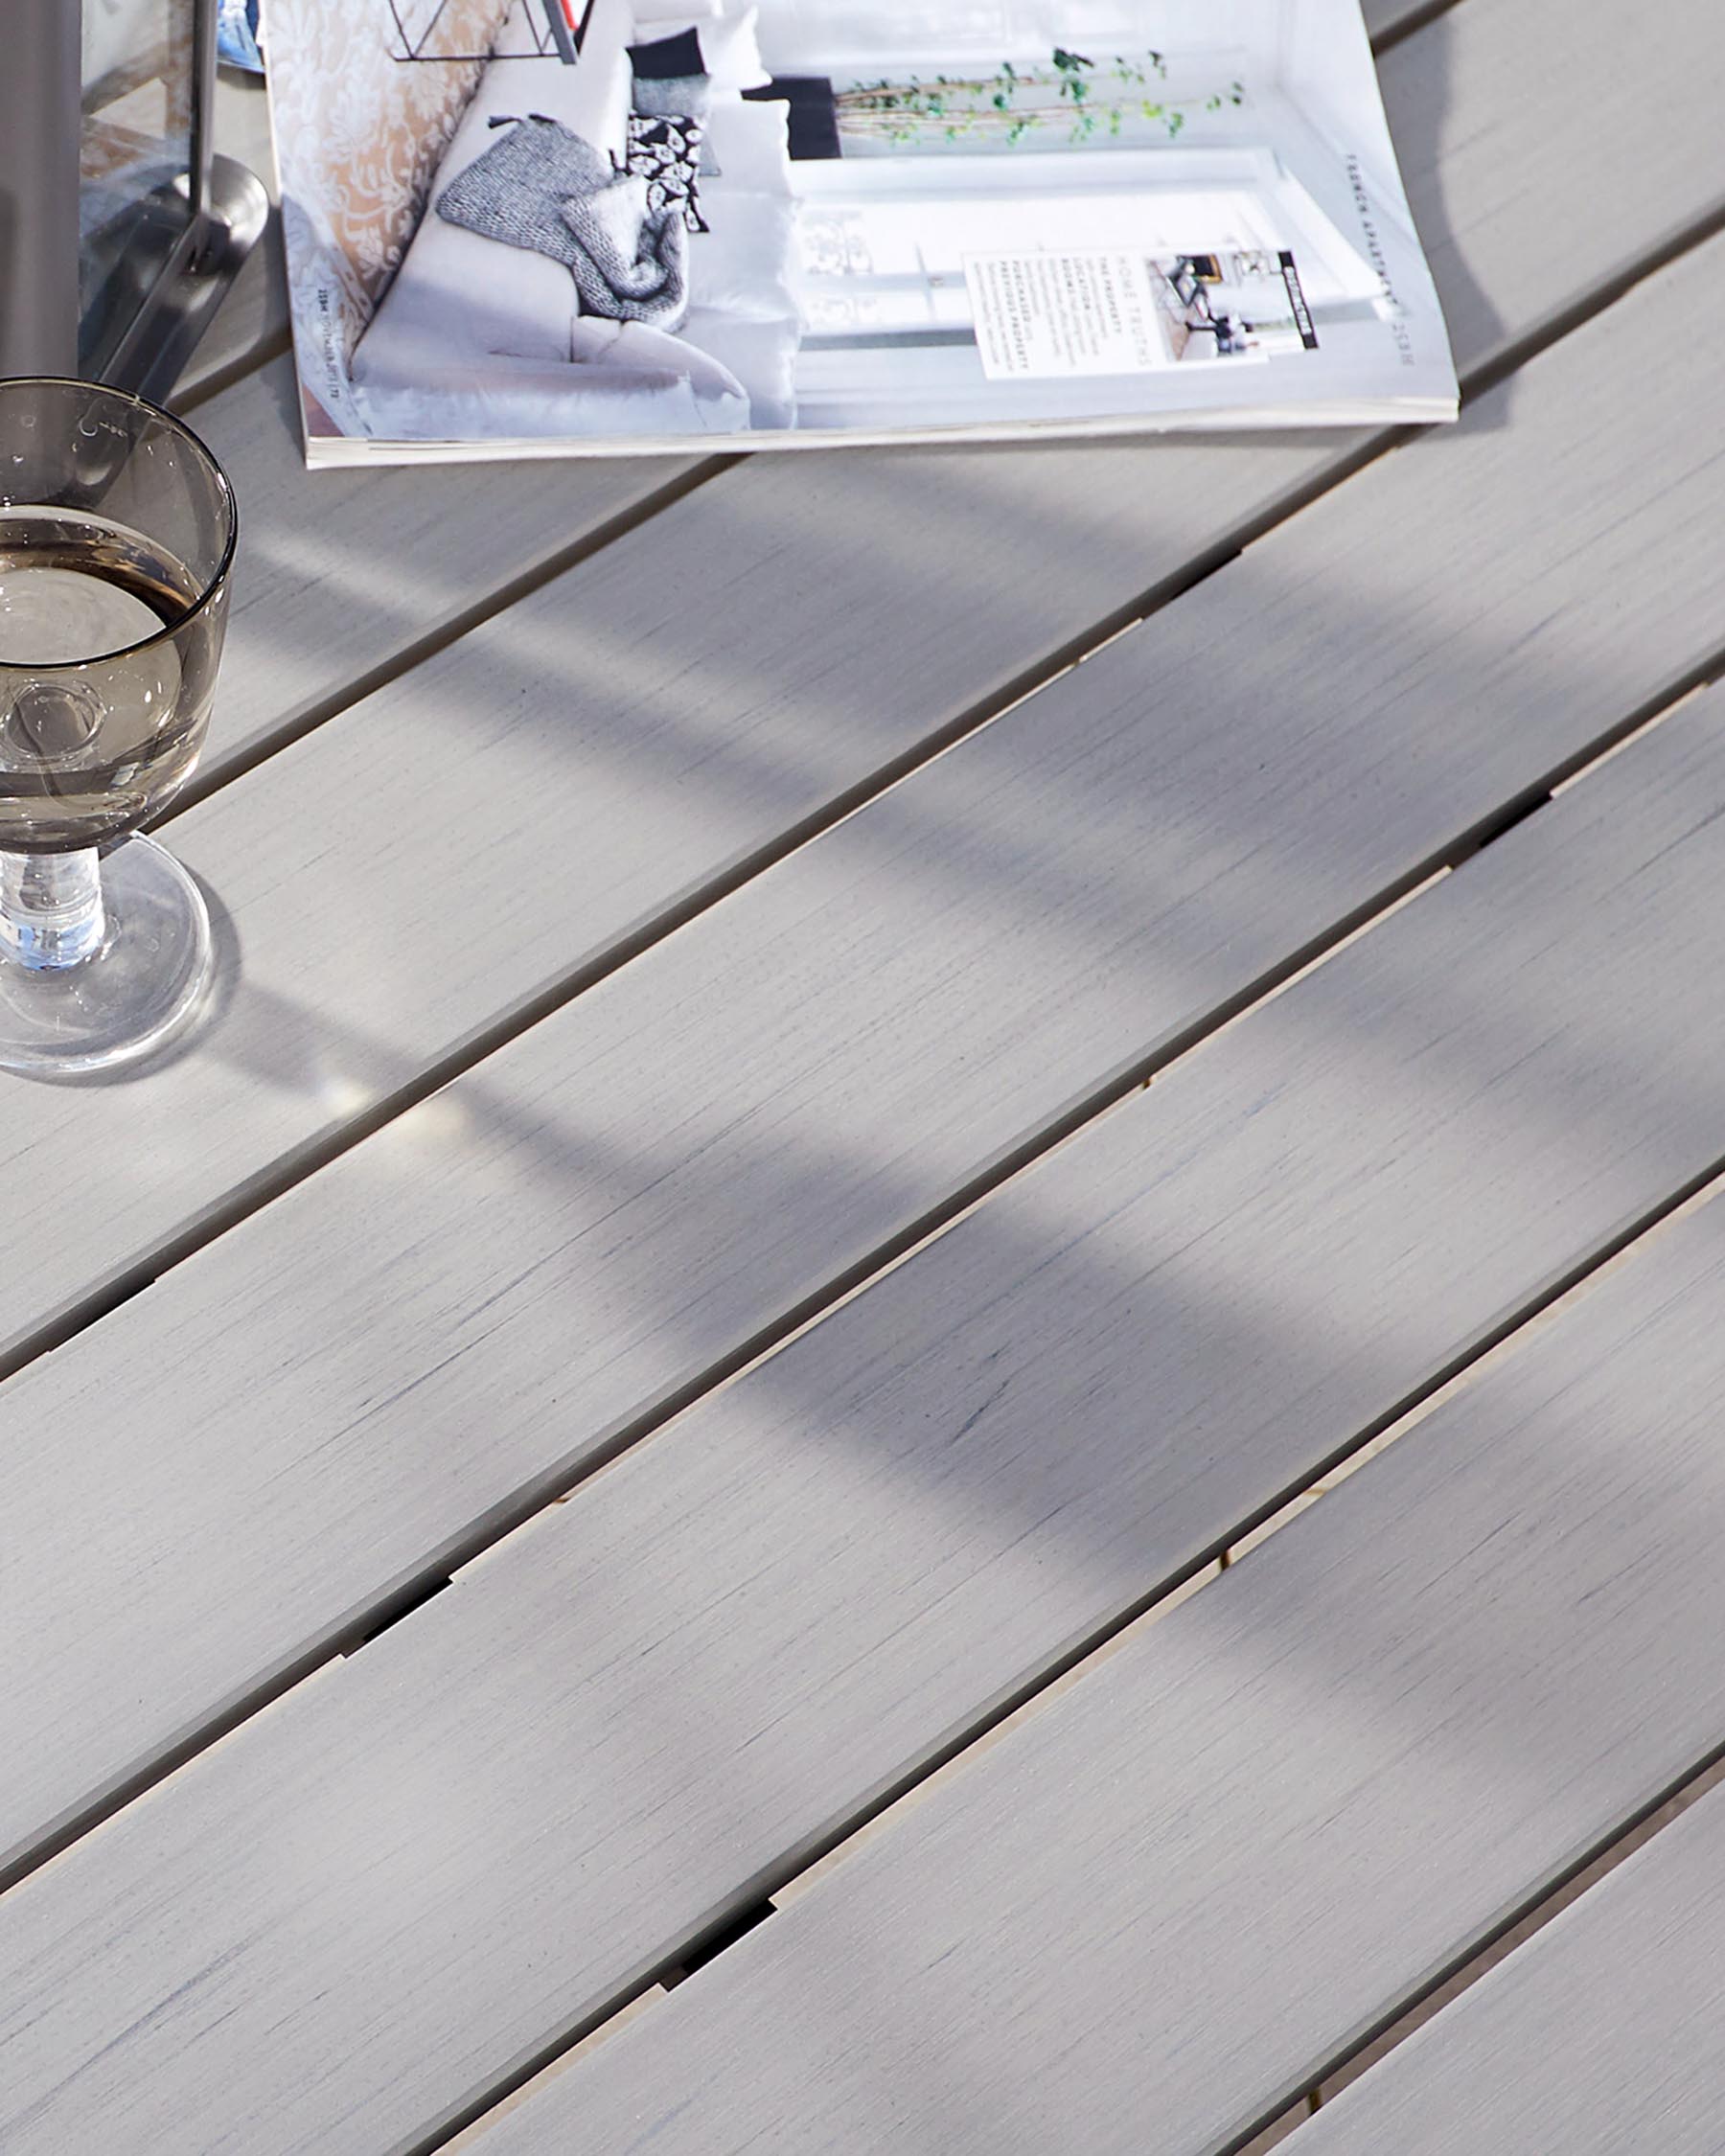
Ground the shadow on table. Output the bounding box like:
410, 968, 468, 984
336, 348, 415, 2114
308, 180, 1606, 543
24, 18, 1725, 2135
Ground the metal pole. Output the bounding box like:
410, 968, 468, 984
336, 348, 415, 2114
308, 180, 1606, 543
190, 0, 218, 235
0, 0, 81, 377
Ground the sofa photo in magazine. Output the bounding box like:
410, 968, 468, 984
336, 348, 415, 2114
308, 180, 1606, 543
264, 0, 1458, 464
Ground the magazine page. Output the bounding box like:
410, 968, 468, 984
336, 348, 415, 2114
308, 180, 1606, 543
263, 0, 1458, 464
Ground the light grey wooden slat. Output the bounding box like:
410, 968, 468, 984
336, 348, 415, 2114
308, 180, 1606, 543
1368, 0, 1725, 375
464, 1182, 1725, 2156
173, 70, 288, 404
177, 0, 1725, 792
10, 645, 1725, 2153
1291, 1781, 1725, 2156
175, 353, 696, 792
6, 170, 1725, 1878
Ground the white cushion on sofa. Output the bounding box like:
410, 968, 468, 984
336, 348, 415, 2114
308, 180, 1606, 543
686, 99, 795, 323
353, 217, 579, 377
680, 310, 798, 427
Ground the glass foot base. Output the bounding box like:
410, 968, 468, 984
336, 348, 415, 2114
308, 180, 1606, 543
0, 836, 213, 1074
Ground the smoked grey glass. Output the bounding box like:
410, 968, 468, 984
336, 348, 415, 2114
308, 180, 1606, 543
0, 378, 235, 1072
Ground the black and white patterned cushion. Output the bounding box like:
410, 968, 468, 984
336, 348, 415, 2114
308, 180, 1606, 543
626, 113, 709, 234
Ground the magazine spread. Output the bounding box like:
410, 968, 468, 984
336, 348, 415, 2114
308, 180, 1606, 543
264, 0, 1458, 464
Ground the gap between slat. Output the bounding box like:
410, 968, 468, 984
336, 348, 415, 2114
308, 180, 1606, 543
0, 15, 1710, 2118
413, 1164, 1725, 2156
22, 175, 1720, 1431
1285, 1756, 1725, 2131
5, 636, 1722, 1950
1210, 1741, 1725, 2155
159, 451, 740, 819
5, 9, 1719, 1906
440, 1745, 1725, 2156
5, 345, 1725, 1896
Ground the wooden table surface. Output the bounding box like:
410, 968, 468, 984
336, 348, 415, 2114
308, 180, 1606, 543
7, 5, 1725, 2149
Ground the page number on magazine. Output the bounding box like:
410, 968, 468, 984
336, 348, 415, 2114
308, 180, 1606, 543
965, 252, 1163, 379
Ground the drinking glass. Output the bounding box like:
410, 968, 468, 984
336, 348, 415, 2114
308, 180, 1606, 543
0, 377, 236, 1072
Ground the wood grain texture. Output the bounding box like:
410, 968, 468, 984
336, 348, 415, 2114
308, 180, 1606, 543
7, 188, 1725, 1872
12, 669, 1725, 2153
463, 1186, 1725, 2156
1368, 0, 1725, 373
179, 355, 695, 790
1291, 1781, 1725, 2156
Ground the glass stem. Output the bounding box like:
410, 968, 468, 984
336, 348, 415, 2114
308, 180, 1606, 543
0, 847, 105, 971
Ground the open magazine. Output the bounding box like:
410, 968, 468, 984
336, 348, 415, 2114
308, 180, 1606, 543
264, 0, 1457, 464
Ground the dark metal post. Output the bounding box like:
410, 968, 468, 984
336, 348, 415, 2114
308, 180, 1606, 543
189, 0, 218, 236
0, 0, 81, 377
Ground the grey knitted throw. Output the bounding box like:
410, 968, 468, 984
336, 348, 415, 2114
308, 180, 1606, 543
560, 180, 687, 324
435, 116, 689, 328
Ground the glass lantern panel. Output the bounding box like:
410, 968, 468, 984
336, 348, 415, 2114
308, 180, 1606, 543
80, 0, 198, 375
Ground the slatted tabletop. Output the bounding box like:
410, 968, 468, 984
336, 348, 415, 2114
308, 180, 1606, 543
5, 7, 1725, 2149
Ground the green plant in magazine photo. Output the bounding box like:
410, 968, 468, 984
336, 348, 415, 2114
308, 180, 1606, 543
834, 46, 1248, 148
